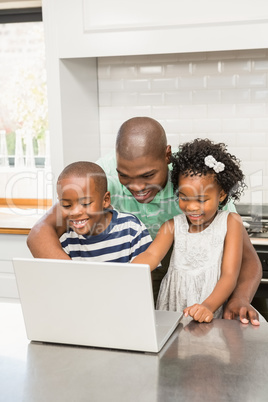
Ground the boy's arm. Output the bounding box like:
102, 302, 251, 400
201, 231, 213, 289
223, 226, 262, 325
131, 219, 174, 271
184, 213, 243, 323
27, 203, 71, 259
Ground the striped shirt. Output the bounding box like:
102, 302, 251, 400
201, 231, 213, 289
60, 209, 153, 263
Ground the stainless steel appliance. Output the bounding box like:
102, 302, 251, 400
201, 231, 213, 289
236, 204, 268, 321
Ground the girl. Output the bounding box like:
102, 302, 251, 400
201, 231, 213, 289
132, 138, 246, 323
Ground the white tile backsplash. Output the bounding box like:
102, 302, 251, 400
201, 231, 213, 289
165, 63, 190, 76
151, 105, 180, 119
138, 65, 163, 76
124, 79, 150, 91
191, 61, 219, 75
151, 78, 177, 91
179, 76, 205, 89
222, 118, 251, 132
179, 105, 207, 118
252, 118, 268, 131
237, 73, 266, 88
251, 89, 268, 101
192, 89, 221, 103
98, 79, 124, 92
236, 103, 266, 117
206, 75, 236, 88
221, 88, 251, 102
165, 90, 192, 104
221, 59, 251, 73
192, 118, 221, 133
252, 59, 268, 71
237, 132, 266, 145
138, 92, 163, 105
97, 49, 268, 203
207, 104, 236, 118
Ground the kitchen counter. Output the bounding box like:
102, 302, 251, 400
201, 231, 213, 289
0, 208, 46, 233
250, 237, 268, 246
0, 204, 49, 234
1, 301, 268, 402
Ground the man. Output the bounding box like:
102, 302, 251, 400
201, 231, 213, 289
27, 117, 262, 325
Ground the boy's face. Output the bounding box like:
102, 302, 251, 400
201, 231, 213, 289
57, 175, 111, 236
116, 147, 171, 203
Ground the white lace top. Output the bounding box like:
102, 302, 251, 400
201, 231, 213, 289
156, 210, 229, 318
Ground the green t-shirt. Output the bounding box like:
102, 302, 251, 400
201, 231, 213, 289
97, 152, 236, 239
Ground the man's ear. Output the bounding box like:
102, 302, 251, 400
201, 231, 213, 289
165, 145, 172, 164
103, 191, 111, 208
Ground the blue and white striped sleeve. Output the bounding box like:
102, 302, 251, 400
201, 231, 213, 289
60, 232, 70, 256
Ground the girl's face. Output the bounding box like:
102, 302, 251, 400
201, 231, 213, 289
178, 173, 227, 232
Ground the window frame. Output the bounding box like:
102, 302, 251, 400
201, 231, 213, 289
0, 4, 51, 204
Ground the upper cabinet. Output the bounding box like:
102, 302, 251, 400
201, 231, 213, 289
43, 0, 268, 58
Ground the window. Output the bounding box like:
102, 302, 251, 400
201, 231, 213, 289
0, 3, 52, 202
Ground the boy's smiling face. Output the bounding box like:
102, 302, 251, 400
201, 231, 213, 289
57, 175, 111, 236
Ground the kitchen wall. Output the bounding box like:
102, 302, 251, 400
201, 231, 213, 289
97, 48, 268, 204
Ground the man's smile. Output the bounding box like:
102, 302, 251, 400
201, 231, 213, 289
130, 189, 153, 202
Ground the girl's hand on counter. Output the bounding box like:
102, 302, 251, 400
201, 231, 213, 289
183, 304, 214, 323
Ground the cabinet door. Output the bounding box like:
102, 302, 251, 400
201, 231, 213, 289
44, 0, 268, 58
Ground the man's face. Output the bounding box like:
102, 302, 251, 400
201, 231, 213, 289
116, 148, 171, 203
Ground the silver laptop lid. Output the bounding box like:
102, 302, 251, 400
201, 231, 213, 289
13, 258, 161, 352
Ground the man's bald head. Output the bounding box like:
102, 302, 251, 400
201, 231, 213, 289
116, 117, 167, 160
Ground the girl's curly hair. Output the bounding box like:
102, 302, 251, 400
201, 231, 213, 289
171, 138, 246, 206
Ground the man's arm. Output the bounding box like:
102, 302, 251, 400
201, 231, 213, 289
27, 203, 71, 259
223, 226, 262, 325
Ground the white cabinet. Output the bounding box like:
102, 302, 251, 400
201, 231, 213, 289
43, 0, 268, 58
0, 235, 32, 300
42, 0, 268, 182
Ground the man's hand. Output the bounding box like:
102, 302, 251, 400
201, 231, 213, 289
183, 303, 214, 323
223, 297, 260, 326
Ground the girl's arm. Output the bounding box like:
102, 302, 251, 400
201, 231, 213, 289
184, 213, 244, 322
131, 219, 175, 271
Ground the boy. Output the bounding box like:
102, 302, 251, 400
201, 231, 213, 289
57, 161, 154, 262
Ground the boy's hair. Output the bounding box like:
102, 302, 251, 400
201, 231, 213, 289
171, 138, 246, 206
57, 161, 107, 196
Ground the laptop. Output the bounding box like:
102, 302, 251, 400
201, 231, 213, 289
13, 258, 182, 353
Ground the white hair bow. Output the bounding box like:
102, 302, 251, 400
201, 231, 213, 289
204, 155, 225, 173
